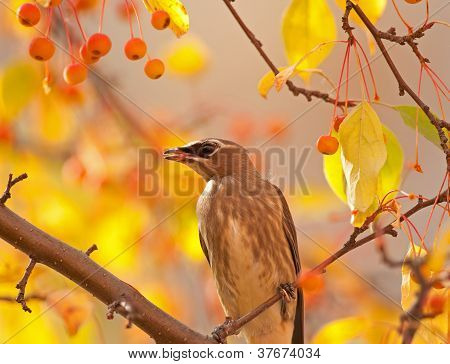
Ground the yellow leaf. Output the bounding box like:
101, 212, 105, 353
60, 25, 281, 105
275, 40, 338, 91
0, 61, 40, 121
282, 0, 336, 81
35, 94, 76, 147
401, 245, 448, 343
429, 226, 449, 273
324, 124, 403, 226
312, 317, 368, 343
257, 68, 284, 99
338, 102, 388, 226
142, 0, 189, 37
165, 36, 209, 77
401, 245, 427, 311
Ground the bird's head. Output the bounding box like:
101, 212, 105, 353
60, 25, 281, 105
163, 138, 256, 181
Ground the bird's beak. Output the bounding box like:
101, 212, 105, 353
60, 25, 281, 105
163, 147, 192, 162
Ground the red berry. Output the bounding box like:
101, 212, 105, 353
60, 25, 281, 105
79, 44, 99, 65
87, 33, 112, 57
333, 115, 346, 132
17, 3, 40, 27
29, 37, 55, 61
63, 63, 87, 85
151, 10, 170, 30
144, 59, 165, 79
0, 123, 13, 144
317, 135, 339, 155
427, 295, 445, 315
296, 271, 324, 292
124, 38, 147, 60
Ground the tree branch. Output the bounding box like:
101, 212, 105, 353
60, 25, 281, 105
207, 189, 448, 342
15, 258, 37, 313
346, 1, 449, 171
221, 0, 355, 107
377, 238, 449, 344
0, 202, 216, 344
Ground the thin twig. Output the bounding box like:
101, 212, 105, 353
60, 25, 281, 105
346, 1, 449, 172
377, 239, 448, 344
85, 244, 98, 256
221, 0, 354, 107
0, 173, 28, 205
210, 189, 447, 342
15, 258, 37, 313
0, 293, 46, 303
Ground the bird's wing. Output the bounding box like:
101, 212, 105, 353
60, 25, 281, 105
273, 185, 304, 344
273, 185, 301, 274
199, 230, 210, 266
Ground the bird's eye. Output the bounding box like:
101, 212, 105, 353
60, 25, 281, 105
198, 144, 216, 158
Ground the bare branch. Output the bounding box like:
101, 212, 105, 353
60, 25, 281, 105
0, 173, 28, 205
0, 184, 216, 343
85, 244, 98, 257
221, 0, 355, 107
211, 189, 448, 342
346, 1, 449, 171
377, 239, 447, 344
15, 258, 37, 313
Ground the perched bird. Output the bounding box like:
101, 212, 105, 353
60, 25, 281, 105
164, 138, 304, 344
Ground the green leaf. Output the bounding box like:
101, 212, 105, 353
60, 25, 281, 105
0, 62, 40, 121
393, 105, 443, 149
282, 0, 336, 81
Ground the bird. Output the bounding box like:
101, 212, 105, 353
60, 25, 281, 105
163, 138, 304, 344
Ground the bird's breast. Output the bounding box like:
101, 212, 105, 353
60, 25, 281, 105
197, 177, 296, 337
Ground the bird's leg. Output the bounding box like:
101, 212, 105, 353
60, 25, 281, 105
212, 316, 236, 343
278, 282, 296, 320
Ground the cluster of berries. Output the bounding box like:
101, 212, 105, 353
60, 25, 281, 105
17, 1, 171, 86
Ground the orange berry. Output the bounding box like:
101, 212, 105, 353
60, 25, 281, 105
404, 0, 422, 4
316, 135, 339, 155
17, 3, 40, 27
124, 38, 147, 61
151, 10, 170, 30
87, 33, 112, 57
144, 59, 165, 79
333, 115, 346, 132
427, 294, 445, 315
29, 37, 55, 61
296, 271, 324, 292
63, 63, 87, 85
79, 44, 99, 65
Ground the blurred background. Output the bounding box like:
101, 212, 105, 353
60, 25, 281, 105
0, 0, 448, 343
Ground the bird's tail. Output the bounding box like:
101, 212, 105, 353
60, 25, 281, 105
291, 288, 304, 343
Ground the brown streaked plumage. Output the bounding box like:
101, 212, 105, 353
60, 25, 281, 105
164, 138, 304, 343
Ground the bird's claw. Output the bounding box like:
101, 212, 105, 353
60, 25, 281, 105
278, 283, 296, 303
212, 316, 234, 344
